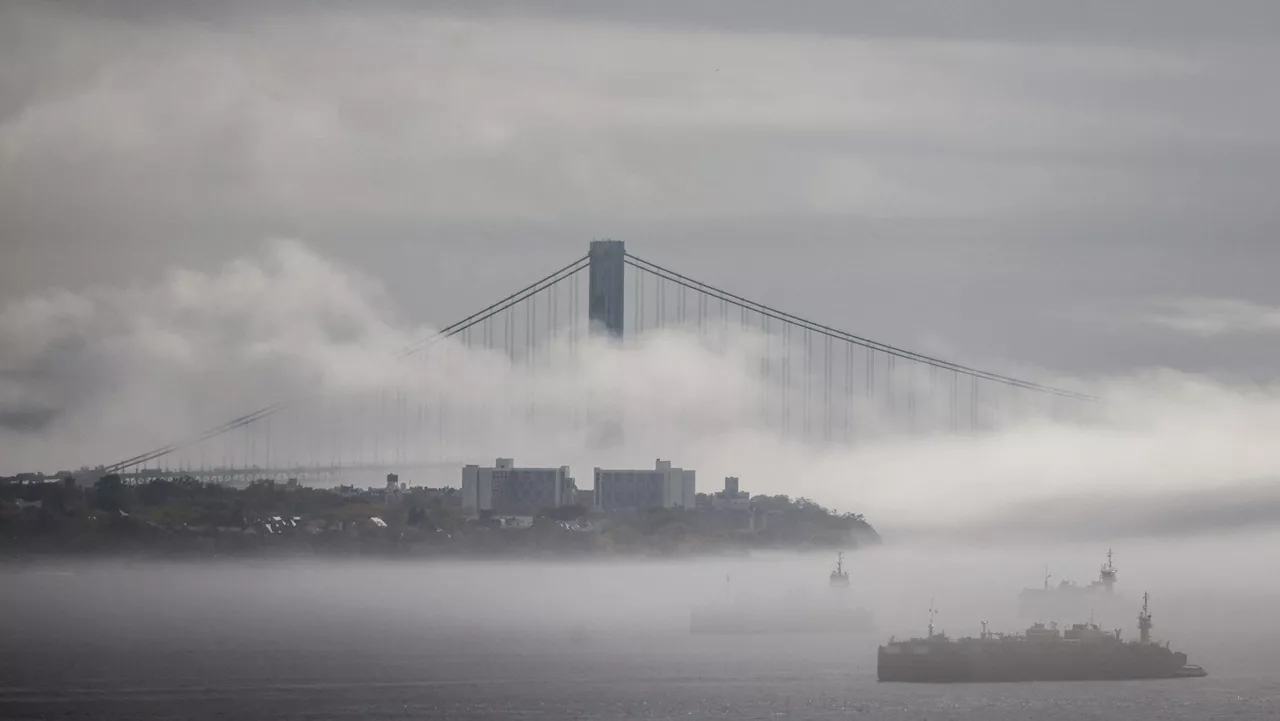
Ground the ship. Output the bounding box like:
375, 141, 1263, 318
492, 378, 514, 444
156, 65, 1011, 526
690, 564, 873, 635
830, 552, 850, 587
877, 593, 1207, 682
1018, 549, 1123, 622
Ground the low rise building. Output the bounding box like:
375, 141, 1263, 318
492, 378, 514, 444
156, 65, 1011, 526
407, 486, 459, 507
593, 459, 695, 512
461, 458, 576, 515
711, 476, 751, 511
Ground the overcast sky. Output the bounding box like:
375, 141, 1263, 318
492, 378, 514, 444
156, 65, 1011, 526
4, 0, 1280, 383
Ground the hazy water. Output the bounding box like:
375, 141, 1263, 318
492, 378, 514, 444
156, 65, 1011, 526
3, 536, 1279, 720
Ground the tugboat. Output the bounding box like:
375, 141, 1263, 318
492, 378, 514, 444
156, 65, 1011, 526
830, 552, 850, 587
877, 592, 1207, 682
1018, 549, 1123, 622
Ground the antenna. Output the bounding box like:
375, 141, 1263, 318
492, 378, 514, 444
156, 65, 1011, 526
1138, 591, 1153, 644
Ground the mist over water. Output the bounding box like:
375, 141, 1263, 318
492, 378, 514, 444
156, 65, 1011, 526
4, 534, 1280, 718
6, 534, 1280, 655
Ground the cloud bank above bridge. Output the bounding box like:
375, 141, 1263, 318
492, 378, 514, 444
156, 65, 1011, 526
4, 0, 1280, 386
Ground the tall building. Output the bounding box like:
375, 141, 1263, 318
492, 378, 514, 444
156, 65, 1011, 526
461, 458, 576, 515
593, 459, 695, 512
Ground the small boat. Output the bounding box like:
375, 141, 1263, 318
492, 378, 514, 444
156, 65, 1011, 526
830, 552, 850, 586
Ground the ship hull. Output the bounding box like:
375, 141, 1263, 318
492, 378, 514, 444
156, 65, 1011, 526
1017, 589, 1125, 624
878, 645, 1196, 683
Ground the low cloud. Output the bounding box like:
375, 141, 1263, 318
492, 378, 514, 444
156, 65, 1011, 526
895, 476, 1280, 545
0, 239, 413, 449
4, 241, 1280, 546
1148, 297, 1280, 337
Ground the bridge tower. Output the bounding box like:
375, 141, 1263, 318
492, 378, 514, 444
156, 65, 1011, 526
585, 239, 626, 450
588, 239, 626, 338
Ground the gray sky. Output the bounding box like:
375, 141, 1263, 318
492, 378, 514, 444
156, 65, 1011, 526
3, 0, 1280, 384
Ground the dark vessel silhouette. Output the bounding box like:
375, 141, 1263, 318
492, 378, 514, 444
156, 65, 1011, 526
878, 593, 1206, 682
830, 552, 850, 587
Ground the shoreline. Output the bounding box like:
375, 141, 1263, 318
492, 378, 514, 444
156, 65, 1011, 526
0, 543, 874, 567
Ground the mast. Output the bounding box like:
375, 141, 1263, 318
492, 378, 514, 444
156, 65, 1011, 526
1100, 549, 1118, 592
928, 598, 938, 638
1138, 592, 1152, 644
1043, 565, 1051, 590
836, 552, 844, 576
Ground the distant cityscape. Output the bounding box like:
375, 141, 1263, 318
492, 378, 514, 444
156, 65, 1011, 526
0, 455, 876, 557
4, 455, 752, 518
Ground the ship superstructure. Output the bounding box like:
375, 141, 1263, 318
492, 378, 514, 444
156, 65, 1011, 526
877, 592, 1206, 682
1099, 549, 1118, 591
830, 552, 850, 587
1018, 549, 1123, 621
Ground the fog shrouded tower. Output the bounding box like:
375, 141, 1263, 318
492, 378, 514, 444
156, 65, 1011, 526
588, 239, 625, 338
586, 239, 625, 450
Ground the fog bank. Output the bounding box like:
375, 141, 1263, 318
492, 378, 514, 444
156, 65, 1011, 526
3, 241, 1280, 540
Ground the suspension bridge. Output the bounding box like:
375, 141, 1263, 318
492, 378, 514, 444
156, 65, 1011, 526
101, 240, 1092, 486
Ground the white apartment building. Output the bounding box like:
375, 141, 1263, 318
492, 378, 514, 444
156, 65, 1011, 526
461, 458, 576, 515
593, 459, 695, 512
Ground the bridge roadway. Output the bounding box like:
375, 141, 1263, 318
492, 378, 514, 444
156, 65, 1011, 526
117, 462, 464, 487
